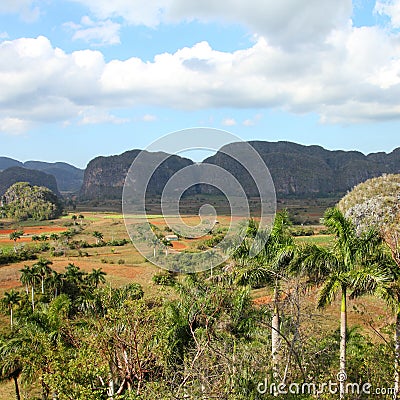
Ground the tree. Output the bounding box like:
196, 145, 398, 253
227, 212, 296, 384
1, 290, 21, 328
296, 208, 384, 399
92, 231, 104, 245
19, 265, 38, 311
0, 338, 22, 400
87, 268, 106, 288
48, 270, 63, 298
9, 230, 23, 253
78, 214, 84, 226
71, 215, 77, 225
33, 258, 53, 294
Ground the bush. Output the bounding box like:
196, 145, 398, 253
152, 272, 176, 286
290, 228, 314, 237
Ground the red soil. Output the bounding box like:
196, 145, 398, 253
0, 226, 67, 235
171, 241, 187, 250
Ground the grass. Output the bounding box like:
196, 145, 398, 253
294, 234, 333, 246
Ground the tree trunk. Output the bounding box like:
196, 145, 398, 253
271, 284, 280, 385
394, 311, 400, 399
10, 306, 13, 328
31, 285, 35, 311
41, 277, 45, 294
339, 287, 347, 399
13, 375, 21, 400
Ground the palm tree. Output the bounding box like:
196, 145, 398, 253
33, 258, 53, 294
78, 214, 84, 226
19, 265, 39, 311
19, 265, 31, 295
93, 231, 104, 245
87, 268, 107, 288
71, 214, 77, 225
228, 212, 296, 383
9, 230, 23, 253
0, 338, 22, 400
64, 263, 85, 285
296, 208, 383, 399
348, 254, 400, 397
1, 290, 21, 328
48, 270, 63, 298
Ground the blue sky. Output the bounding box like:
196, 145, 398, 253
1, 0, 400, 168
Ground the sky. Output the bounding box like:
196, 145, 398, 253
1, 0, 400, 168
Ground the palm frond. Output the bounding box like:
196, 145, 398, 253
317, 274, 341, 309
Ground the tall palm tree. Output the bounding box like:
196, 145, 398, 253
228, 211, 296, 383
19, 265, 31, 295
87, 268, 107, 288
296, 208, 384, 399
19, 265, 38, 311
33, 258, 53, 294
48, 270, 63, 298
78, 214, 84, 226
1, 290, 21, 328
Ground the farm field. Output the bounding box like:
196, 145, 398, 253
0, 209, 393, 399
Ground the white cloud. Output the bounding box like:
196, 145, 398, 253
0, 32, 9, 40
4, 26, 400, 132
0, 0, 40, 22
68, 0, 169, 28
243, 114, 262, 126
222, 118, 236, 126
375, 0, 400, 28
64, 16, 121, 46
142, 114, 157, 122
0, 117, 32, 134
79, 108, 130, 124
69, 0, 351, 49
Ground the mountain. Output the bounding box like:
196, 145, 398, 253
24, 161, 84, 193
0, 158, 84, 193
203, 141, 400, 197
0, 167, 61, 198
80, 141, 400, 201
0, 157, 23, 170
79, 150, 193, 200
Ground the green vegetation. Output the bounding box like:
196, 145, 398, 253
1, 182, 63, 221
0, 174, 400, 399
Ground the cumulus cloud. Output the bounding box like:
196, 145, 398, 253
375, 0, 400, 28
142, 114, 157, 122
78, 108, 129, 124
0, 0, 40, 21
69, 0, 352, 49
64, 16, 121, 46
222, 118, 236, 126
3, 26, 400, 132
0, 117, 32, 134
243, 114, 262, 126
